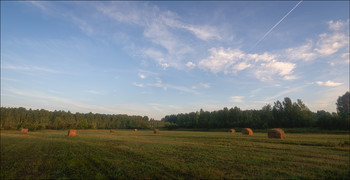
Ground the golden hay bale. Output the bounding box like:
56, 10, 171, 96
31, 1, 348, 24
229, 129, 235, 133
268, 128, 285, 139
242, 128, 253, 135
134, 129, 138, 132
110, 129, 116, 133
68, 129, 77, 136
154, 129, 160, 134
21, 128, 28, 134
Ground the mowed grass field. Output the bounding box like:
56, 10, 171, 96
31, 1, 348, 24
1, 130, 349, 179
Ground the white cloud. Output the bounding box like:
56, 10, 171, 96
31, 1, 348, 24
253, 52, 277, 62
192, 83, 210, 89
284, 19, 349, 62
138, 73, 146, 79
186, 61, 196, 68
291, 19, 348, 61
230, 96, 244, 103
199, 19, 347, 81
315, 32, 348, 56
148, 78, 198, 94
198, 47, 245, 74
160, 12, 222, 41
199, 83, 210, 89
265, 61, 295, 76
255, 61, 295, 81
341, 52, 350, 64
328, 19, 347, 31
283, 75, 298, 80
199, 47, 295, 81
316, 80, 343, 87
161, 63, 170, 70
285, 41, 317, 61
233, 62, 251, 71
133, 82, 144, 88
184, 25, 221, 41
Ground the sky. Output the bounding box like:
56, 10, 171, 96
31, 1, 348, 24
1, 1, 349, 119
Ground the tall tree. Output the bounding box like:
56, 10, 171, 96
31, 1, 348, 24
336, 91, 349, 121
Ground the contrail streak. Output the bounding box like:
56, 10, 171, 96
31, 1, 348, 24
250, 0, 303, 51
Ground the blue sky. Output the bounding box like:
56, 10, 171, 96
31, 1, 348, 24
1, 1, 349, 119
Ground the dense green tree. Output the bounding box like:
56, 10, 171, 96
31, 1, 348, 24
0, 107, 153, 130
336, 91, 349, 121
2, 94, 348, 131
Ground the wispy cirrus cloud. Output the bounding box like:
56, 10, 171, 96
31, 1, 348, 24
265, 85, 305, 101
3, 88, 119, 114
95, 2, 225, 69
30, 1, 52, 13
192, 83, 210, 89
133, 82, 144, 88
147, 78, 199, 95
30, 2, 95, 36
2, 64, 64, 74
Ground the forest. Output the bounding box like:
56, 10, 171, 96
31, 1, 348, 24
0, 108, 165, 131
1, 92, 349, 131
162, 92, 349, 130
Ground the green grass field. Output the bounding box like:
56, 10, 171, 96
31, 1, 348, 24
1, 130, 349, 179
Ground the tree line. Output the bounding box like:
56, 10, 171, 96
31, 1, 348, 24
0, 108, 170, 131
1, 92, 348, 131
162, 92, 349, 130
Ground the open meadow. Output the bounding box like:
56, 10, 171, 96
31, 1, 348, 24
1, 130, 349, 179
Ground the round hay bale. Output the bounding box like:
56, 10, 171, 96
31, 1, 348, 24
134, 129, 138, 132
268, 128, 285, 139
21, 128, 28, 134
241, 128, 253, 135
154, 129, 160, 134
68, 129, 77, 136
229, 129, 235, 133
110, 129, 116, 133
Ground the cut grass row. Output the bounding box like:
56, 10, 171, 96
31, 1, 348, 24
1, 130, 349, 179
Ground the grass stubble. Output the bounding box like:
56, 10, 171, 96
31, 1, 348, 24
1, 130, 349, 179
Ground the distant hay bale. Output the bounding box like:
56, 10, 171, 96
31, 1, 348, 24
68, 129, 77, 136
229, 129, 235, 133
110, 129, 116, 133
268, 128, 285, 139
134, 129, 138, 132
242, 128, 253, 135
154, 129, 160, 134
21, 128, 28, 134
